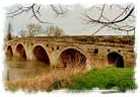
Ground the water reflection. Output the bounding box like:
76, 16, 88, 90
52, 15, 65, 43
5, 57, 50, 81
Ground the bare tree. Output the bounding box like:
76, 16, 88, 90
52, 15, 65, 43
26, 23, 42, 36
83, 4, 135, 35
47, 25, 64, 36
5, 22, 12, 41
19, 30, 27, 37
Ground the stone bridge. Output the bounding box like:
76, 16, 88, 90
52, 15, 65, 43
5, 36, 135, 68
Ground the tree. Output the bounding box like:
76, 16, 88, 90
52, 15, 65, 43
47, 25, 64, 36
26, 23, 42, 36
5, 22, 12, 41
19, 30, 27, 37
6, 32, 12, 40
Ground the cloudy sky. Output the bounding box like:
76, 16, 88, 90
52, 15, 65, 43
5, 4, 135, 36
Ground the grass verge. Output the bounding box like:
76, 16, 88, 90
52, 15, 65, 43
67, 67, 136, 92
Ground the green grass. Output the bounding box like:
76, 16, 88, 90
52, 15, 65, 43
68, 67, 136, 92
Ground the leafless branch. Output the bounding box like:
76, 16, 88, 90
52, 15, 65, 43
112, 5, 130, 21
98, 4, 105, 20
50, 5, 68, 16
7, 3, 51, 24
116, 4, 135, 18
84, 4, 135, 35
7, 6, 23, 15
85, 7, 134, 25
31, 4, 50, 23
93, 25, 107, 35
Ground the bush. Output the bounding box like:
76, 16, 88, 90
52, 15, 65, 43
68, 67, 136, 92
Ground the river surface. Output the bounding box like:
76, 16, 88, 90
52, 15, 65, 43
5, 58, 51, 81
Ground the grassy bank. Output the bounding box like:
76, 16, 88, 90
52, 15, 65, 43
68, 67, 136, 92
5, 67, 136, 92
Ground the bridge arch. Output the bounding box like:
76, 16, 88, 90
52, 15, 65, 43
33, 45, 50, 65
6, 45, 13, 57
15, 43, 27, 60
58, 47, 87, 68
107, 51, 124, 67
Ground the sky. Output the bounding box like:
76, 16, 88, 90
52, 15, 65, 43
5, 4, 135, 36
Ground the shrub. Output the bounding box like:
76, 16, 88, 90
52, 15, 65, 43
68, 67, 136, 92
